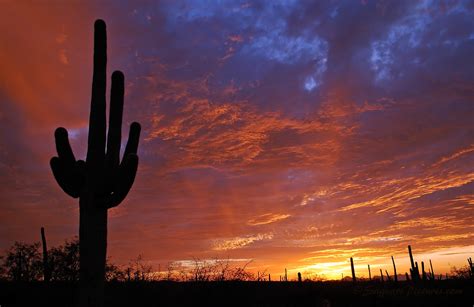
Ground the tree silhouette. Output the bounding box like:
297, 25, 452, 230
49, 237, 80, 282
2, 242, 42, 282
50, 19, 141, 306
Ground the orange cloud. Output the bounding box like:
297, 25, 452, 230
247, 213, 291, 226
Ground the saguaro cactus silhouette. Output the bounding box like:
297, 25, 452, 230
50, 20, 141, 306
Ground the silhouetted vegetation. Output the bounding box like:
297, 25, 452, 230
450, 265, 472, 280
0, 239, 259, 283
1, 239, 473, 284
0, 238, 473, 306
2, 242, 42, 282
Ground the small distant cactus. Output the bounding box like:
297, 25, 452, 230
468, 257, 473, 278
429, 259, 435, 280
391, 256, 398, 282
50, 20, 141, 306
350, 257, 356, 283
298, 272, 302, 283
367, 264, 372, 281
421, 261, 427, 281
40, 227, 50, 282
408, 245, 420, 281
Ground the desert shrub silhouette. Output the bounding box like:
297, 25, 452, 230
50, 19, 141, 306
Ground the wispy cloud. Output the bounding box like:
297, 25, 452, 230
247, 213, 290, 226
212, 233, 274, 251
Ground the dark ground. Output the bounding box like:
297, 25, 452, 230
0, 280, 472, 307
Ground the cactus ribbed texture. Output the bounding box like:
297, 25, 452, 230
50, 20, 141, 307
40, 227, 50, 282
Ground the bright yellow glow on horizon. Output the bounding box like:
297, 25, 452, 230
275, 245, 474, 281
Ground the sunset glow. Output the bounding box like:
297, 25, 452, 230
0, 1, 473, 280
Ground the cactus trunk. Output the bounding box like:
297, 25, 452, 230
368, 264, 371, 281
79, 199, 108, 305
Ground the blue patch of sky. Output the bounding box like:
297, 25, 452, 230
160, 0, 328, 92
369, 0, 473, 83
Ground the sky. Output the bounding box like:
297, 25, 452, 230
0, 0, 473, 280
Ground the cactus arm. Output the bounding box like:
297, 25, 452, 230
51, 128, 85, 198
87, 20, 107, 166
123, 122, 141, 159
55, 127, 76, 164
106, 154, 139, 208
50, 157, 80, 198
105, 71, 125, 169
106, 121, 141, 207
104, 71, 125, 194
